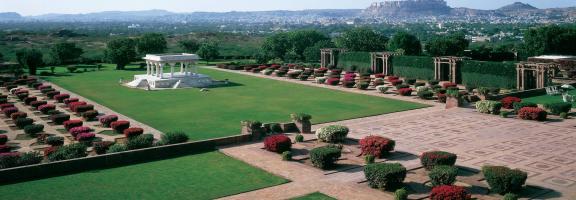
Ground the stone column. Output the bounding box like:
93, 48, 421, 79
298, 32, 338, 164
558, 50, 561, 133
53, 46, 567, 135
170, 63, 174, 78
516, 67, 521, 90
180, 63, 184, 74
146, 61, 150, 75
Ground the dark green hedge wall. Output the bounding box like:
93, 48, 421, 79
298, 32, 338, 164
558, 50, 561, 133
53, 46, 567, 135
391, 56, 435, 80
337, 51, 371, 72
461, 60, 517, 89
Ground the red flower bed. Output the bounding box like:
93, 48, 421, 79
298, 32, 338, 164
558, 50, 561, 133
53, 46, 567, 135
420, 151, 457, 170
53, 94, 70, 102
123, 127, 144, 138
518, 107, 547, 121
387, 76, 399, 82
326, 78, 340, 86
69, 102, 87, 112
37, 85, 51, 90
69, 126, 91, 137
374, 74, 386, 78
63, 120, 83, 131
430, 185, 471, 200
359, 136, 395, 158
10, 112, 27, 120
390, 79, 403, 86
257, 65, 268, 70
24, 96, 37, 105
263, 135, 292, 153
38, 104, 56, 114
76, 132, 96, 142
443, 82, 458, 89
0, 145, 10, 153
0, 135, 7, 145
44, 146, 58, 156
500, 96, 521, 109
2, 107, 18, 117
74, 104, 94, 113
111, 120, 130, 133
64, 98, 80, 105
14, 89, 28, 95
99, 115, 118, 127
315, 67, 328, 73
398, 88, 413, 96
30, 101, 47, 108
0, 103, 14, 110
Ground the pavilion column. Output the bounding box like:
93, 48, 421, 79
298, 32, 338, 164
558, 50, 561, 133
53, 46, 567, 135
146, 62, 150, 75
170, 63, 174, 78
516, 67, 521, 90
152, 62, 156, 76
180, 63, 184, 73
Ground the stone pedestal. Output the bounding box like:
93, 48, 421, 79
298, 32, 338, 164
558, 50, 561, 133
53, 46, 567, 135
293, 120, 312, 134
445, 96, 463, 109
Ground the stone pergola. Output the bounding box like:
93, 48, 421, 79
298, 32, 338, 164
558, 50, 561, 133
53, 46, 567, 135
320, 48, 345, 68
516, 62, 557, 90
434, 56, 466, 83
370, 52, 398, 75
144, 54, 199, 79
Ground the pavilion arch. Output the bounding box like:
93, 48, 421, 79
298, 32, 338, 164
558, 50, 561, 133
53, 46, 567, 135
434, 56, 467, 84
370, 52, 401, 75
320, 48, 346, 68
516, 62, 558, 90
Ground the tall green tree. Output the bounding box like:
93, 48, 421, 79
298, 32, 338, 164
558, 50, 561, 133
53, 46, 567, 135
388, 31, 422, 56
197, 41, 220, 64
261, 32, 291, 60
16, 48, 44, 75
49, 42, 83, 65
303, 40, 336, 62
425, 33, 469, 56
137, 33, 167, 55
335, 27, 388, 52
105, 38, 136, 70
0, 52, 4, 63
523, 25, 576, 57
178, 39, 200, 53
261, 30, 329, 62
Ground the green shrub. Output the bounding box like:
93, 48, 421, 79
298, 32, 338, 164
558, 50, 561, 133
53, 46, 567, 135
478, 87, 490, 96
429, 165, 458, 186
161, 131, 189, 144
290, 113, 312, 121
24, 124, 44, 136
512, 102, 537, 113
364, 163, 407, 190
544, 102, 572, 115
281, 151, 292, 161
417, 90, 434, 100
310, 146, 341, 169
67, 66, 77, 73
315, 125, 349, 143
48, 143, 88, 162
500, 111, 510, 118
395, 84, 409, 90
46, 136, 64, 146
482, 166, 527, 194
337, 52, 371, 72
461, 61, 516, 89
18, 151, 43, 166
429, 80, 440, 86
295, 134, 304, 142
394, 188, 408, 200
476, 100, 502, 114
126, 134, 154, 150
503, 193, 519, 200
420, 151, 457, 170
15, 118, 34, 129
560, 112, 568, 119
0, 153, 20, 169
365, 154, 375, 164
391, 56, 435, 80
106, 143, 129, 153
415, 82, 426, 87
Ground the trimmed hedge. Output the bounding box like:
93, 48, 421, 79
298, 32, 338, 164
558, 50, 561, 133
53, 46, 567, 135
46, 136, 64, 146
63, 120, 83, 131
337, 52, 372, 73
15, 118, 34, 129
364, 163, 407, 190
391, 56, 435, 80
420, 151, 457, 170
47, 143, 88, 162
123, 127, 144, 138
51, 114, 70, 125
99, 115, 118, 127
24, 124, 44, 136
482, 166, 527, 194
111, 120, 130, 133
263, 135, 292, 153
126, 134, 154, 150
461, 60, 516, 89
518, 107, 547, 121
429, 165, 458, 186
501, 96, 521, 109
359, 136, 395, 158
476, 100, 502, 114
315, 125, 349, 143
160, 131, 189, 145
513, 102, 537, 113
544, 102, 572, 115
310, 146, 342, 169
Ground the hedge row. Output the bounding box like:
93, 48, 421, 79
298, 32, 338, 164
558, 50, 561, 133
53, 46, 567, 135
461, 61, 517, 89
337, 52, 372, 73
391, 56, 435, 80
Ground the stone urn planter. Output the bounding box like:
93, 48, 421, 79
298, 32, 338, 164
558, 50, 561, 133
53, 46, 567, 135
241, 120, 264, 140
290, 113, 312, 134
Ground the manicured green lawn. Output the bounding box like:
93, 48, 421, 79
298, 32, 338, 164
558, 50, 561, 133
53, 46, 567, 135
523, 90, 576, 108
291, 192, 337, 200
0, 151, 288, 200
43, 65, 427, 140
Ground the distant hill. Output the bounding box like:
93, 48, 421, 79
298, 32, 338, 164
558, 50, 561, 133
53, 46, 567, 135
498, 2, 538, 12
29, 9, 175, 21
0, 12, 22, 21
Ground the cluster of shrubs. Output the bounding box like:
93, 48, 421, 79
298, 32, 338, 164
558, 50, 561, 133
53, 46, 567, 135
359, 136, 395, 158
310, 145, 342, 169
0, 151, 43, 169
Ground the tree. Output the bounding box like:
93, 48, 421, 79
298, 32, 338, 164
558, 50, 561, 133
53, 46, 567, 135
0, 52, 4, 63
335, 27, 388, 52
105, 38, 136, 70
197, 42, 220, 64
425, 33, 469, 56
388, 31, 422, 56
137, 33, 167, 55
303, 40, 336, 62
16, 49, 44, 75
49, 42, 83, 65
523, 25, 576, 57
287, 30, 329, 59
178, 39, 200, 53
261, 30, 329, 62
262, 32, 291, 60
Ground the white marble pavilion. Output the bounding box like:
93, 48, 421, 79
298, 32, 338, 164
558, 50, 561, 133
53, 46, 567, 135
125, 53, 215, 89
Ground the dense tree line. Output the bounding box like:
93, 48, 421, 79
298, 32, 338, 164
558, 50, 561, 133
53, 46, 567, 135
522, 25, 576, 57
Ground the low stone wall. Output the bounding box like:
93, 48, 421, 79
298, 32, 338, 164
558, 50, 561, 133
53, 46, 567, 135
0, 134, 253, 185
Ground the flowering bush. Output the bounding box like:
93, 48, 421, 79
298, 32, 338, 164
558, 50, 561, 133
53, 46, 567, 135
63, 120, 83, 131
111, 120, 130, 133
2, 107, 18, 117
69, 126, 91, 137
99, 115, 118, 127
0, 135, 7, 145
0, 145, 11, 153
443, 82, 458, 89
74, 104, 94, 113
30, 100, 47, 108
68, 101, 87, 112
359, 136, 396, 158
82, 110, 99, 120
43, 146, 58, 157
38, 104, 56, 114
123, 127, 144, 138
387, 76, 399, 82
263, 135, 292, 153
37, 85, 51, 90
501, 97, 522, 109
76, 132, 96, 142
430, 185, 471, 200
364, 163, 407, 190
326, 78, 340, 86
64, 98, 79, 105
24, 96, 37, 105
482, 166, 527, 194
0, 103, 14, 110
375, 74, 386, 78
398, 88, 413, 96
53, 94, 70, 103
518, 107, 547, 121
0, 152, 20, 168
475, 100, 502, 114
94, 141, 114, 154
420, 151, 457, 170
46, 91, 60, 99
316, 125, 349, 143
51, 114, 70, 125
390, 79, 403, 86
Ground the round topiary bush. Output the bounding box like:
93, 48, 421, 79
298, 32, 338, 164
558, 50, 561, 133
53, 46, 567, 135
310, 146, 341, 169
15, 118, 34, 129
295, 134, 304, 143
10, 112, 27, 120
51, 114, 70, 125
2, 107, 18, 118
503, 193, 519, 200
281, 151, 292, 161
364, 163, 407, 190
82, 110, 99, 120
518, 107, 547, 121
359, 136, 396, 158
38, 104, 56, 114
99, 115, 118, 127
263, 135, 292, 153
394, 188, 408, 200
53, 94, 70, 103
0, 135, 7, 145
69, 126, 91, 138
46, 136, 64, 146
482, 166, 527, 194
24, 124, 44, 136
160, 131, 189, 145
420, 151, 457, 170
430, 185, 471, 200
63, 120, 83, 131
501, 96, 521, 109
398, 88, 413, 96
417, 90, 434, 99
315, 125, 349, 143
429, 165, 458, 186
123, 127, 144, 138
30, 100, 47, 109
111, 120, 130, 133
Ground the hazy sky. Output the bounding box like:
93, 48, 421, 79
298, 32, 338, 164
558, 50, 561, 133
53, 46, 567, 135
1, 0, 575, 16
